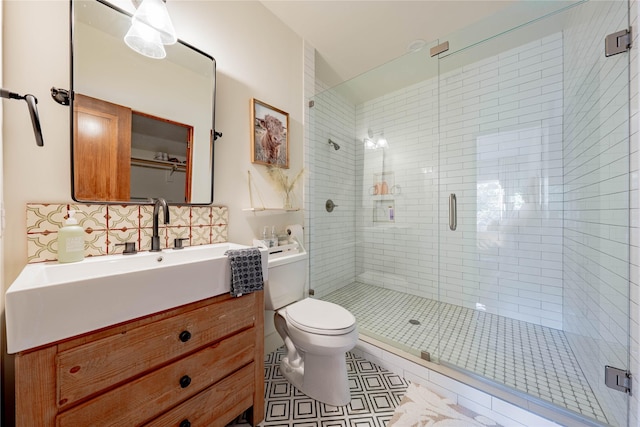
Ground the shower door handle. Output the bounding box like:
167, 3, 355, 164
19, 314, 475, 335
449, 193, 457, 231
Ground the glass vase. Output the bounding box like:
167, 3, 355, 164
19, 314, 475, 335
283, 192, 293, 210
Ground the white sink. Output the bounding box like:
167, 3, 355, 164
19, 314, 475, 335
5, 243, 268, 354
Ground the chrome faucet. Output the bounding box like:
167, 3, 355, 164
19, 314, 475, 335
150, 198, 170, 252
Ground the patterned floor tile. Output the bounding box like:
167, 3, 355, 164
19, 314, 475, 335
228, 348, 409, 426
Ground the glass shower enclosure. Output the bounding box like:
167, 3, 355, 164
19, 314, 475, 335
308, 1, 630, 426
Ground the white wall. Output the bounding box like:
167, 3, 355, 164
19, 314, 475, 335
0, 0, 5, 415
1, 0, 304, 289
1, 1, 304, 421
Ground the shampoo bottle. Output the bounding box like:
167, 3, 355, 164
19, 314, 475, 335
58, 210, 85, 263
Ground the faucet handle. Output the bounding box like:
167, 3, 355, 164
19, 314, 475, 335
115, 242, 137, 255
174, 238, 189, 250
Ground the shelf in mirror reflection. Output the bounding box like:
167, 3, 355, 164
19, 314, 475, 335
131, 157, 186, 172
242, 207, 301, 212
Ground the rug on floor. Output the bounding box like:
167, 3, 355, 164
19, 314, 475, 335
387, 382, 502, 427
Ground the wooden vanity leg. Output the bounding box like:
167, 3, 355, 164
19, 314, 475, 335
249, 290, 265, 426
15, 346, 57, 427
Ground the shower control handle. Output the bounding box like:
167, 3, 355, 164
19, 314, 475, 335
326, 199, 339, 212
449, 193, 457, 231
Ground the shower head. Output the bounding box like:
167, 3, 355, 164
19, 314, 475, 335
328, 139, 340, 150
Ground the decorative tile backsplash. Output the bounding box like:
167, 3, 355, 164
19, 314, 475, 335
26, 203, 229, 263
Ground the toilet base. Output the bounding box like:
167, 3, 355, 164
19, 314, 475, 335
281, 352, 351, 406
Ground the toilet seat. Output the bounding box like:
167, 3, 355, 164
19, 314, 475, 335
284, 298, 356, 336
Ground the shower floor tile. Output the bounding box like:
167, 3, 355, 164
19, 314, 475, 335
322, 282, 608, 425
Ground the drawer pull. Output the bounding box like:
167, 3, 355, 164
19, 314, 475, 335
179, 330, 192, 342
179, 420, 191, 427
179, 375, 192, 388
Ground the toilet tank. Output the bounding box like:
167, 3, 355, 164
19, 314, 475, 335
264, 240, 308, 311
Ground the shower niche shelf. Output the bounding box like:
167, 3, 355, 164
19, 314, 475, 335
373, 199, 395, 223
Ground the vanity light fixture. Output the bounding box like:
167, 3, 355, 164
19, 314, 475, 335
125, 0, 177, 59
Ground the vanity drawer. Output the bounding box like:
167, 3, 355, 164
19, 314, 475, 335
56, 328, 255, 427
57, 293, 257, 409
144, 362, 255, 427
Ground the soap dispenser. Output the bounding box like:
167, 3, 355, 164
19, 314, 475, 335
58, 210, 85, 263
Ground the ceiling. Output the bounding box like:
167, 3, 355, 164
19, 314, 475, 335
260, 1, 517, 86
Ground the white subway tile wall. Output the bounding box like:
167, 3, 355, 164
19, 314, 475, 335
629, 0, 639, 425
356, 74, 439, 301
354, 33, 565, 327
562, 1, 631, 426
308, 81, 358, 297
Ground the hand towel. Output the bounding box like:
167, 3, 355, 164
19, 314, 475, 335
225, 247, 264, 297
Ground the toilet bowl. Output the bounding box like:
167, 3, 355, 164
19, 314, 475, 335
275, 298, 358, 406
264, 233, 358, 406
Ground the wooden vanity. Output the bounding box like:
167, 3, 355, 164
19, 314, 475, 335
13, 291, 265, 426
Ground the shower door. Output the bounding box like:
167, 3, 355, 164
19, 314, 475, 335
437, 1, 630, 425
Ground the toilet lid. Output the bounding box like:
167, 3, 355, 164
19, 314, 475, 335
285, 298, 356, 336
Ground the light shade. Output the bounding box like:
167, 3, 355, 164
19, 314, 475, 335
132, 0, 177, 45
124, 19, 166, 59
364, 132, 389, 150
364, 137, 377, 150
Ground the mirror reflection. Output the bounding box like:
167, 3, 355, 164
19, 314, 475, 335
72, 0, 216, 204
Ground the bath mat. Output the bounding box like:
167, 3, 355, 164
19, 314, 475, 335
388, 382, 502, 426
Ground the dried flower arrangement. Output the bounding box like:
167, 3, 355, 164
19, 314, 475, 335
267, 166, 304, 209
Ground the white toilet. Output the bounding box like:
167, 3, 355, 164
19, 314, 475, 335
265, 238, 358, 406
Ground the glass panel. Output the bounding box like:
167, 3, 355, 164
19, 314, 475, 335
438, 1, 629, 425
309, 1, 630, 425
309, 40, 441, 359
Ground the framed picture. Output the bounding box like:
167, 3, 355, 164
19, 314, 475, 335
251, 98, 289, 168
